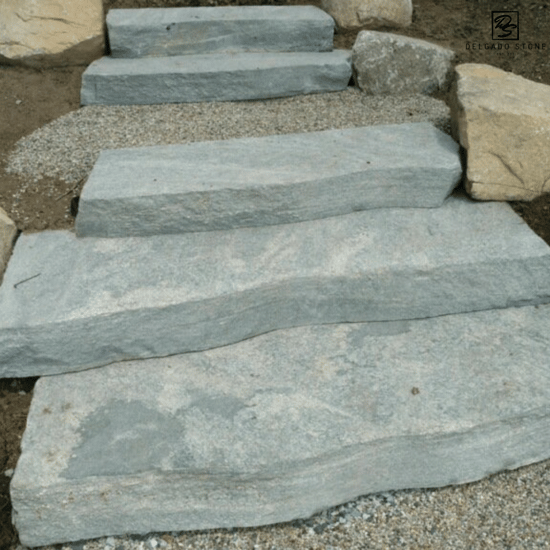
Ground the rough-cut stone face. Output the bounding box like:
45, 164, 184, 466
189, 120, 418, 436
75, 124, 461, 237
80, 51, 352, 105
321, 0, 412, 29
0, 207, 16, 284
11, 305, 550, 546
0, 0, 105, 68
352, 31, 455, 95
451, 63, 550, 201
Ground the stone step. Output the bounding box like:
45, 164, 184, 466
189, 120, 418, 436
80, 50, 352, 105
12, 304, 550, 547
2, 196, 550, 377
107, 6, 335, 58
75, 123, 462, 238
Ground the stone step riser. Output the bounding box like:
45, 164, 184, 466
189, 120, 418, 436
75, 123, 462, 238
107, 6, 335, 58
12, 305, 550, 547
80, 51, 352, 105
2, 197, 550, 377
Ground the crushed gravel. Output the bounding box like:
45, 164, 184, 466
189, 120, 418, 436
6, 88, 451, 185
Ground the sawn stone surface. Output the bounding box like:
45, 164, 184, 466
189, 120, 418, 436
80, 51, 352, 105
12, 304, 550, 547
451, 63, 550, 201
107, 6, 334, 57
352, 31, 455, 95
75, 123, 461, 237
2, 196, 550, 377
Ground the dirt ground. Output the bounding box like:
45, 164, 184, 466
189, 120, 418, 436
1, 0, 549, 547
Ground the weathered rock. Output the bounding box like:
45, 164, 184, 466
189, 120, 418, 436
451, 63, 550, 201
0, 0, 104, 68
75, 123, 461, 237
0, 208, 17, 284
352, 31, 455, 95
80, 51, 352, 105
2, 196, 550, 378
320, 0, 412, 29
12, 304, 550, 547
107, 6, 334, 58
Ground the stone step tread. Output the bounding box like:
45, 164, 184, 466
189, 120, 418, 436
75, 123, 461, 237
107, 6, 335, 58
80, 50, 352, 105
2, 196, 550, 377
12, 305, 550, 547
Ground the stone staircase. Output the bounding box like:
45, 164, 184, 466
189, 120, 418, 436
80, 6, 352, 105
4, 6, 550, 548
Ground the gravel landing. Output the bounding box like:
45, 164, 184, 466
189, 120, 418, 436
6, 88, 451, 185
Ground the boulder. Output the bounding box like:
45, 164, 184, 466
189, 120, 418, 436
0, 208, 17, 285
0, 0, 105, 68
352, 31, 455, 95
450, 63, 550, 201
321, 0, 412, 29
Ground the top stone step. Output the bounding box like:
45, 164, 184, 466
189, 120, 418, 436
107, 6, 335, 58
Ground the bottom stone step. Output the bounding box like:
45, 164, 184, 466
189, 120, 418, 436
12, 305, 550, 547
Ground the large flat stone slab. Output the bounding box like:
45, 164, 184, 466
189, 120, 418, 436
12, 304, 550, 547
107, 6, 334, 58
80, 51, 352, 105
2, 196, 550, 377
75, 123, 461, 237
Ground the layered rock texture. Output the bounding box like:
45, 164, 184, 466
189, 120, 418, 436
0, 0, 105, 68
451, 63, 550, 201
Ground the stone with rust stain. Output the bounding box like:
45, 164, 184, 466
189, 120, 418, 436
320, 0, 412, 29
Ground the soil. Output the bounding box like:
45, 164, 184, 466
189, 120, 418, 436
0, 0, 549, 547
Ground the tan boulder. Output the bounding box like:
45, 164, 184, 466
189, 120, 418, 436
451, 63, 550, 201
0, 0, 105, 68
320, 0, 412, 29
0, 208, 17, 285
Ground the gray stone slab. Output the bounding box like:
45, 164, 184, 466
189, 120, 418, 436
80, 51, 352, 105
2, 196, 550, 378
12, 304, 550, 547
75, 123, 461, 237
107, 6, 335, 58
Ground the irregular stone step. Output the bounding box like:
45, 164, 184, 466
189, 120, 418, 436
75, 123, 461, 237
107, 6, 335, 58
12, 304, 550, 547
2, 196, 550, 378
80, 51, 352, 105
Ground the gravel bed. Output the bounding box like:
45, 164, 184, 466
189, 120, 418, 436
6, 88, 451, 185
